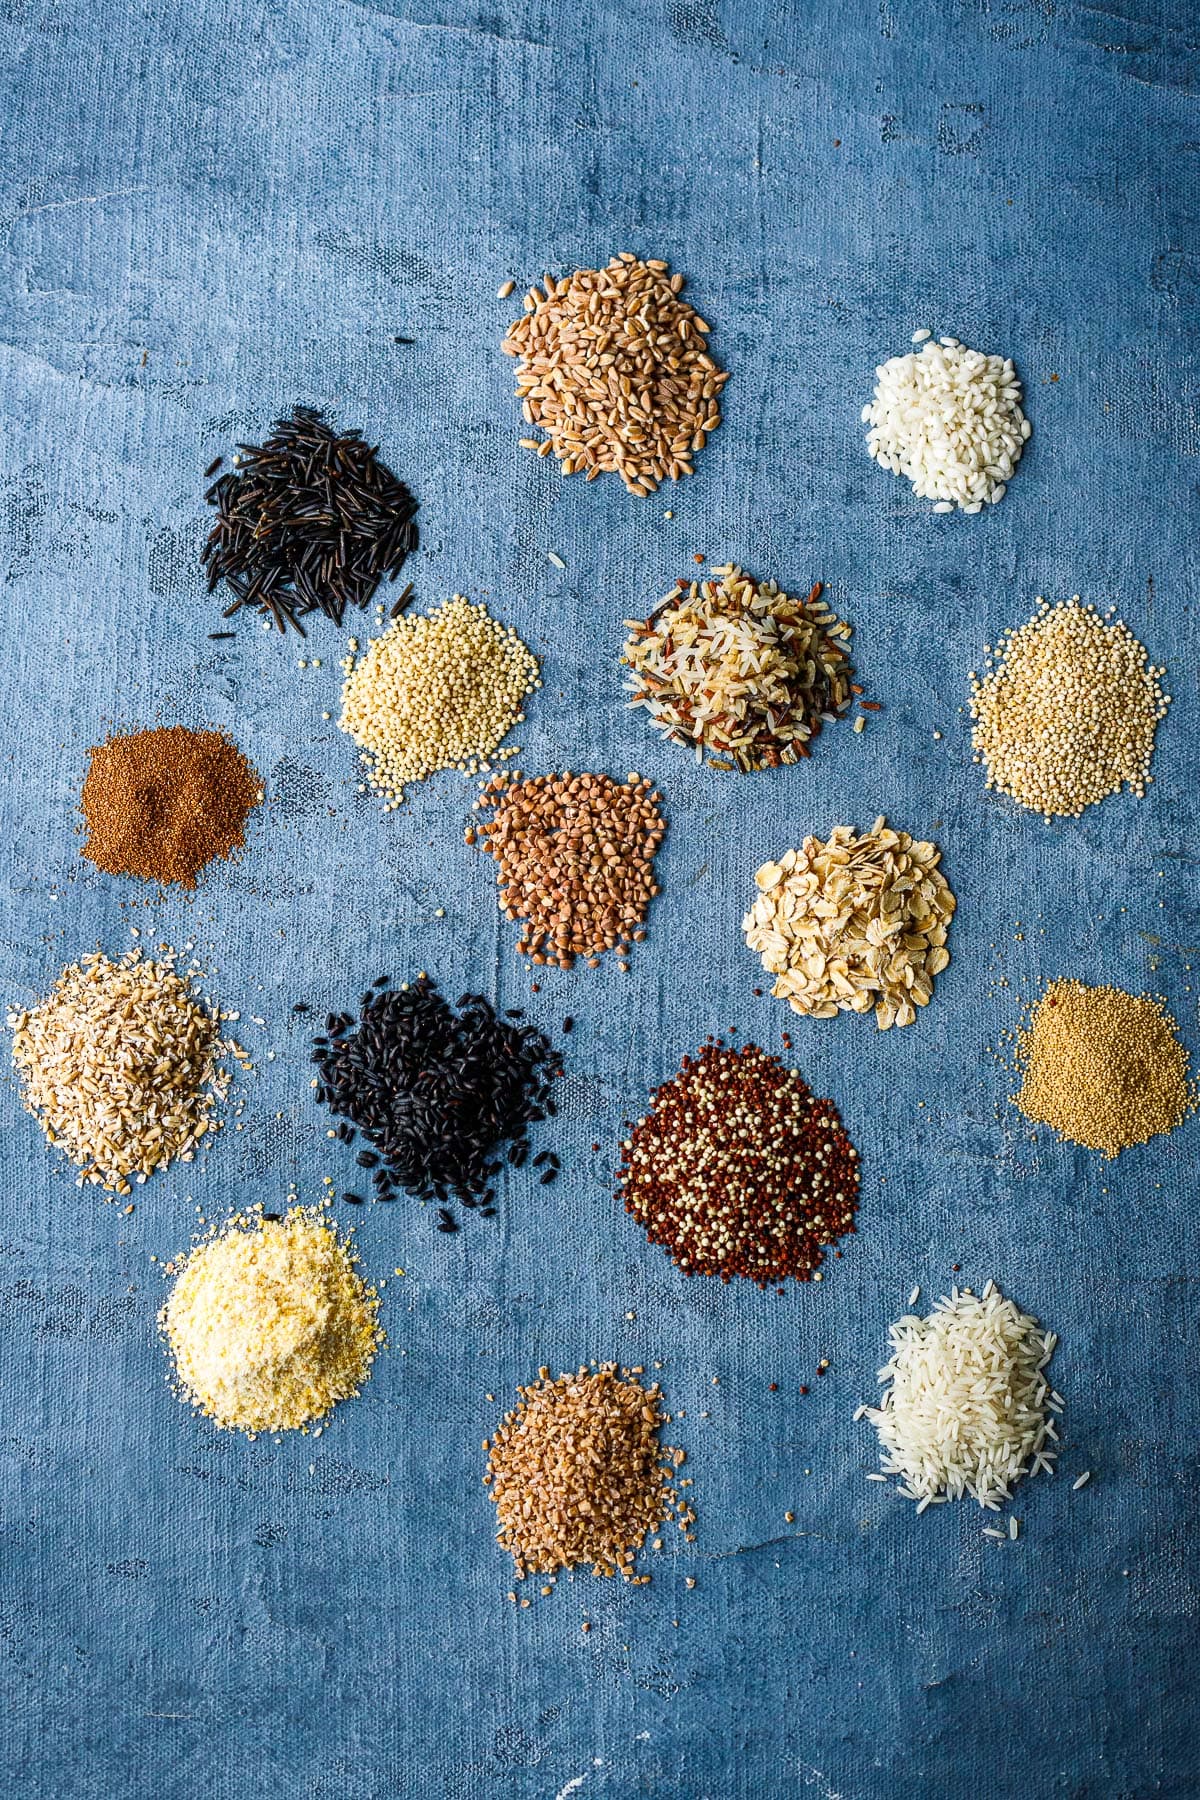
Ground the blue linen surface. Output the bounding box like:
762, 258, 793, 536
1, 2, 1197, 1795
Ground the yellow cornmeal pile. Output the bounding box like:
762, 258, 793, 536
1014, 979, 1195, 1158
484, 1364, 694, 1585
969, 597, 1169, 819
339, 596, 540, 810
160, 1206, 383, 1435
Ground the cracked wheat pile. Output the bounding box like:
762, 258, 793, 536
743, 819, 955, 1029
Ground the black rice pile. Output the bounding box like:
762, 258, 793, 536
202, 406, 419, 634
311, 975, 562, 1230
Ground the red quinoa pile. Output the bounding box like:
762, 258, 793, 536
617, 1040, 859, 1286
484, 1363, 693, 1585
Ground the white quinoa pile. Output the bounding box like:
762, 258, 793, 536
8, 949, 238, 1196
160, 1204, 383, 1435
339, 596, 540, 808
969, 597, 1170, 818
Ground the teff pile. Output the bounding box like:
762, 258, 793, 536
621, 567, 854, 771
617, 1040, 860, 1287
484, 1363, 692, 1582
471, 771, 666, 967
80, 725, 262, 889
1013, 978, 1194, 1157
339, 597, 539, 808
160, 1205, 383, 1435
8, 949, 238, 1195
502, 254, 728, 495
969, 597, 1169, 819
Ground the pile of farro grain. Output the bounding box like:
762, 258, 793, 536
470, 771, 665, 968
8, 949, 241, 1195
617, 1039, 859, 1287
858, 1280, 1061, 1512
161, 1204, 383, 1436
484, 1363, 693, 1584
1013, 978, 1194, 1157
621, 567, 856, 770
339, 597, 539, 809
501, 254, 728, 495
969, 597, 1170, 819
743, 819, 955, 1029
864, 332, 1030, 512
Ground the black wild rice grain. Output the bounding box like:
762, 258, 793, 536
208, 630, 236, 640
201, 406, 419, 634
292, 1002, 311, 1015
311, 973, 561, 1221
562, 1017, 574, 1033
204, 456, 224, 478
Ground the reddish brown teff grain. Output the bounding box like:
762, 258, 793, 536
81, 726, 262, 889
618, 1040, 860, 1287
472, 771, 665, 968
484, 1363, 693, 1582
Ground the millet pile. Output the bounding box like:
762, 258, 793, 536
743, 819, 955, 1028
502, 254, 728, 495
9, 949, 240, 1195
80, 725, 262, 889
484, 1363, 693, 1583
1013, 978, 1194, 1157
617, 1040, 860, 1287
161, 1205, 383, 1435
339, 597, 539, 808
969, 597, 1170, 818
471, 771, 665, 968
622, 567, 855, 770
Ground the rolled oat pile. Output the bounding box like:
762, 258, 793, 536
743, 819, 955, 1029
622, 566, 854, 770
502, 253, 728, 495
484, 1363, 693, 1583
8, 949, 238, 1194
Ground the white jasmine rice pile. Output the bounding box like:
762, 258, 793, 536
160, 1205, 383, 1436
863, 332, 1030, 513
857, 1281, 1061, 1511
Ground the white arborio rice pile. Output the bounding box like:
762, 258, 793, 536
858, 1280, 1061, 1511
863, 331, 1031, 513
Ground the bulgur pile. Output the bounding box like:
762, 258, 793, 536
471, 771, 665, 967
621, 567, 855, 770
743, 819, 955, 1029
8, 949, 238, 1195
969, 597, 1169, 818
339, 597, 539, 808
1013, 978, 1194, 1157
161, 1205, 382, 1435
484, 1363, 692, 1582
501, 254, 728, 495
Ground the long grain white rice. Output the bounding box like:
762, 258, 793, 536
863, 335, 1030, 513
1073, 1471, 1091, 1491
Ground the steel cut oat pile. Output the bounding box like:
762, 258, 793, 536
161, 1205, 383, 1435
621, 566, 854, 770
484, 1363, 692, 1582
9, 949, 238, 1195
502, 253, 728, 495
743, 819, 955, 1029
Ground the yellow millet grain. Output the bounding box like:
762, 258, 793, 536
969, 597, 1169, 819
1014, 978, 1195, 1157
160, 1206, 383, 1435
338, 596, 540, 807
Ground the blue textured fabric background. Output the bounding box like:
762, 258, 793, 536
2, 3, 1198, 1795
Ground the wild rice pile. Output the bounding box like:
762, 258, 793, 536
484, 1363, 693, 1582
502, 253, 728, 495
863, 332, 1030, 512
471, 771, 665, 967
859, 1281, 1061, 1511
969, 597, 1170, 818
1014, 978, 1194, 1157
617, 1039, 859, 1286
161, 1204, 382, 1435
743, 819, 955, 1029
9, 949, 239, 1195
339, 597, 539, 809
621, 567, 854, 770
